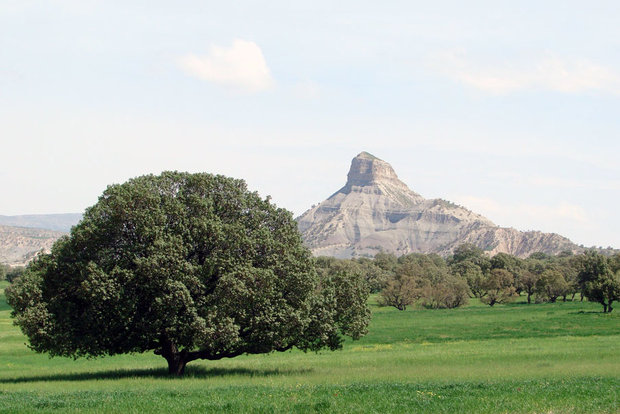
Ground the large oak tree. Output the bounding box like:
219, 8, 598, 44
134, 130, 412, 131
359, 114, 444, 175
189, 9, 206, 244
6, 172, 370, 375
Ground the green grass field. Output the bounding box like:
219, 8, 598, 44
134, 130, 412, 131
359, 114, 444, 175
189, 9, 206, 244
1, 281, 618, 413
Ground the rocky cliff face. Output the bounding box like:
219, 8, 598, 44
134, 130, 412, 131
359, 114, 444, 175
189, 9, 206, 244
0, 225, 65, 265
297, 152, 580, 258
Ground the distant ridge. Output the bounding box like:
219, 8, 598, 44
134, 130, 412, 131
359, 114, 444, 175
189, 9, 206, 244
0, 213, 82, 233
0, 214, 81, 265
0, 225, 66, 266
296, 152, 583, 258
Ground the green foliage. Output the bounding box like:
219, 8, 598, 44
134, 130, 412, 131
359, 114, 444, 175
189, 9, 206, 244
490, 253, 525, 293
535, 269, 568, 303
454, 261, 486, 298
370, 245, 614, 311
5, 172, 370, 375
480, 269, 517, 307
528, 252, 551, 261
311, 256, 371, 341
377, 253, 470, 310
524, 256, 547, 276
397, 253, 448, 283
0, 264, 22, 283
448, 243, 491, 273
314, 256, 391, 294
610, 253, 620, 273
490, 252, 523, 274
377, 272, 422, 311
556, 259, 580, 301
448, 244, 492, 299
519, 270, 539, 304
578, 251, 620, 313
354, 257, 391, 293
372, 252, 398, 274
420, 274, 469, 309
315, 263, 371, 341
5, 266, 25, 283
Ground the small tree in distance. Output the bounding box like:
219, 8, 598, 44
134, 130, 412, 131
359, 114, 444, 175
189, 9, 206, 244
535, 269, 568, 303
378, 272, 422, 310
578, 251, 620, 313
6, 172, 370, 376
448, 245, 488, 299
519, 270, 539, 304
480, 269, 517, 307
420, 275, 469, 309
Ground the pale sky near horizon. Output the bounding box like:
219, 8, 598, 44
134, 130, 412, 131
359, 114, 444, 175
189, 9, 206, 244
1, 1, 619, 248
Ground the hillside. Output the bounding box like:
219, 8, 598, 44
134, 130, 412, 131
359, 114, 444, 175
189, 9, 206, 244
0, 225, 66, 265
297, 152, 581, 258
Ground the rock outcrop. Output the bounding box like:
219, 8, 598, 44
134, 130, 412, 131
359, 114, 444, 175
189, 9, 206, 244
297, 152, 580, 258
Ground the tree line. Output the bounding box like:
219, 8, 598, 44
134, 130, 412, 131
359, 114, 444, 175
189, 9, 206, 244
0, 264, 25, 283
316, 244, 620, 313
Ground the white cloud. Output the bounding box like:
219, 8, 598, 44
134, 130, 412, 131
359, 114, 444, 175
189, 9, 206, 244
435, 52, 620, 95
179, 39, 274, 93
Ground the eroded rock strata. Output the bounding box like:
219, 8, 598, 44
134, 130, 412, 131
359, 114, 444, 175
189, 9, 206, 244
297, 152, 578, 258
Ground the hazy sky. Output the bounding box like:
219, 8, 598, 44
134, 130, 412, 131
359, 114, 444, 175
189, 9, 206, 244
2, 1, 619, 248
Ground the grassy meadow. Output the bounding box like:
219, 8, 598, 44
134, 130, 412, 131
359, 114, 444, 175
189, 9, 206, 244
0, 280, 618, 413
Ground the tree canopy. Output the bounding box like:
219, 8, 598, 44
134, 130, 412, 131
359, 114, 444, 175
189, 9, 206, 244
577, 251, 620, 313
6, 172, 370, 375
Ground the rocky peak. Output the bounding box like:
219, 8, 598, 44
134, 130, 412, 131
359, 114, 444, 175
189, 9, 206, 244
297, 151, 584, 259
346, 152, 401, 187
339, 152, 424, 205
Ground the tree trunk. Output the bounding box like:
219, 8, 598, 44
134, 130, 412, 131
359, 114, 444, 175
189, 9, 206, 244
157, 338, 189, 377
527, 292, 531, 304
155, 338, 243, 377
166, 354, 188, 376
608, 301, 613, 313
603, 303, 608, 313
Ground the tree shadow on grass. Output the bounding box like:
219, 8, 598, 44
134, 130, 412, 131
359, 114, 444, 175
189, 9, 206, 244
503, 302, 531, 307
0, 365, 313, 384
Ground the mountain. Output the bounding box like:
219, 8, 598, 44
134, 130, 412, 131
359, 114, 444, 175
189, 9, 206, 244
0, 213, 82, 233
296, 152, 581, 258
0, 214, 81, 265
0, 225, 66, 265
